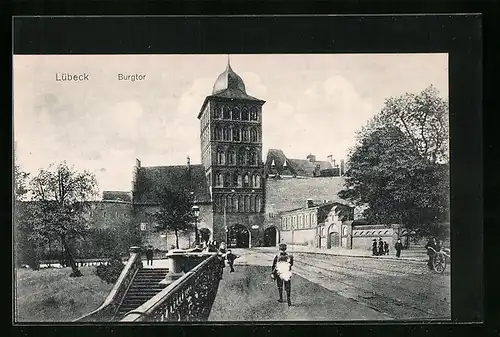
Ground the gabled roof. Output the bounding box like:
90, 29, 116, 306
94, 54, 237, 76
288, 159, 332, 177
133, 164, 211, 204
264, 149, 333, 177
102, 191, 132, 202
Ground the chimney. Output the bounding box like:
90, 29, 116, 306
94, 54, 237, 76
306, 199, 314, 208
333, 159, 336, 167
340, 159, 345, 176
132, 159, 142, 199
323, 199, 327, 204
187, 155, 191, 166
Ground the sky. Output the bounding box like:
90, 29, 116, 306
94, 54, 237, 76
13, 53, 448, 193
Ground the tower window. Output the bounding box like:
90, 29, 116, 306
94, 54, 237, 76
249, 152, 257, 166
253, 174, 261, 188
232, 195, 238, 212
223, 105, 230, 119
232, 106, 241, 120
237, 174, 243, 187
215, 127, 222, 140
217, 150, 225, 165
232, 128, 240, 142
223, 128, 231, 141
244, 174, 250, 187
232, 173, 239, 186
241, 127, 249, 142
242, 107, 249, 120
224, 173, 231, 187
227, 150, 236, 165
238, 195, 244, 212
244, 195, 250, 212
215, 173, 223, 187
250, 128, 258, 142
214, 105, 222, 119
238, 149, 246, 165
250, 107, 258, 121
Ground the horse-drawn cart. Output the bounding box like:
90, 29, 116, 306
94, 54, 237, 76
427, 246, 451, 273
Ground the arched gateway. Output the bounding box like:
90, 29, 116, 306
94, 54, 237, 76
263, 226, 279, 247
227, 224, 251, 248
199, 228, 212, 244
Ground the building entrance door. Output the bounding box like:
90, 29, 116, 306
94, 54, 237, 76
330, 232, 340, 248
227, 224, 250, 248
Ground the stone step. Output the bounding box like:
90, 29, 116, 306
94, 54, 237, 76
126, 293, 162, 298
126, 290, 161, 298
121, 300, 150, 305
128, 285, 166, 289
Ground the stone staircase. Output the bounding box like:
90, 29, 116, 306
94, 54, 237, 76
116, 268, 169, 316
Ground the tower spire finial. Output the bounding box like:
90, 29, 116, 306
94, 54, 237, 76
227, 54, 231, 67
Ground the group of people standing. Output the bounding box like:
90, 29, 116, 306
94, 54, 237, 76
372, 238, 390, 256
372, 238, 405, 258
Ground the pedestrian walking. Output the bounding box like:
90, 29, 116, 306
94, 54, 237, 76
378, 238, 384, 256
218, 242, 227, 279
271, 243, 294, 306
395, 238, 403, 258
384, 241, 389, 255
425, 237, 438, 270
226, 249, 238, 272
145, 245, 154, 266
372, 239, 378, 256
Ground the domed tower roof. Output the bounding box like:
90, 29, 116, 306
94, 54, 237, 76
212, 62, 247, 95
198, 58, 265, 119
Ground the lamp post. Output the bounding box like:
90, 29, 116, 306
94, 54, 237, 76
192, 205, 200, 246
223, 190, 236, 247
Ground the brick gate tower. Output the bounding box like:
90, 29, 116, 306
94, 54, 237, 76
197, 59, 266, 247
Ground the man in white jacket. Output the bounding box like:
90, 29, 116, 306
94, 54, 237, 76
271, 243, 294, 306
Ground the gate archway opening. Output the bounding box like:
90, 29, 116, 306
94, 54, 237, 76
327, 224, 340, 249
199, 228, 212, 244
263, 226, 278, 247
227, 224, 250, 248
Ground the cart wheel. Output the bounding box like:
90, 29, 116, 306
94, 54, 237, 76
433, 252, 446, 274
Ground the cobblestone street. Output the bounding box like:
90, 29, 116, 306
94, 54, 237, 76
210, 248, 450, 321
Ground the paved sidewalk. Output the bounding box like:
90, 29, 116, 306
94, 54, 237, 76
254, 246, 427, 262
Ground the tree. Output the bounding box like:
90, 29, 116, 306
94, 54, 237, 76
27, 162, 98, 276
154, 187, 195, 249
362, 85, 449, 164
14, 163, 38, 268
340, 86, 450, 241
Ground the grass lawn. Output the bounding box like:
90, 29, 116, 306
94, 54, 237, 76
15, 266, 113, 322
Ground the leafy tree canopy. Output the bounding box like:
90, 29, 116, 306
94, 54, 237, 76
24, 162, 99, 276
340, 86, 449, 240
154, 186, 196, 249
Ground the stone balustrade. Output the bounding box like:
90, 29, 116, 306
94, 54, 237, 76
120, 252, 223, 322
74, 246, 143, 322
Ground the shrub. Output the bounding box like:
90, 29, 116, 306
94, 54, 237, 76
95, 257, 125, 284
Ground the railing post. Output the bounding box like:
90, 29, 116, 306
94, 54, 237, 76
129, 246, 143, 269
159, 249, 186, 286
